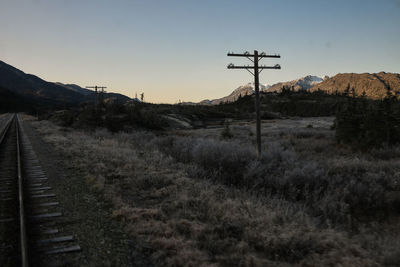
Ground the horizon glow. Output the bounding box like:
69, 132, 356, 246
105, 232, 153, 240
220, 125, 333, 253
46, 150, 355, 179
0, 0, 399, 103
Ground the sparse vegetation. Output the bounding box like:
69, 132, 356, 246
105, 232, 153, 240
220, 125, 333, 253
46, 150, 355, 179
29, 115, 400, 266
22, 85, 400, 266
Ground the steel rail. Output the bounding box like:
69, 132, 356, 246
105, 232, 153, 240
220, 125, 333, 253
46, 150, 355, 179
16, 114, 29, 267
1, 114, 80, 265
0, 114, 14, 145
0, 114, 29, 266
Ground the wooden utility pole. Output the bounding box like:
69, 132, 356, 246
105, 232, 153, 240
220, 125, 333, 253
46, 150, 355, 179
227, 50, 281, 157
86, 85, 107, 106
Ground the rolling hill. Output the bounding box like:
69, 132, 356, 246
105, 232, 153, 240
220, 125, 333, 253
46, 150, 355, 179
309, 72, 400, 99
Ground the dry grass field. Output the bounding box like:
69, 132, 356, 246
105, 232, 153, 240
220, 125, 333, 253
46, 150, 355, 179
25, 115, 400, 266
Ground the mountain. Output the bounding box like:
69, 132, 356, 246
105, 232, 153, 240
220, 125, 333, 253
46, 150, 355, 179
194, 72, 400, 106
0, 60, 85, 105
198, 83, 268, 105
266, 75, 327, 92
191, 75, 325, 105
309, 72, 400, 99
56, 82, 131, 103
55, 83, 93, 96
0, 60, 131, 109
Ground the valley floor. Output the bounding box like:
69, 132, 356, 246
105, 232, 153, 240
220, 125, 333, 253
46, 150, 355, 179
23, 115, 400, 266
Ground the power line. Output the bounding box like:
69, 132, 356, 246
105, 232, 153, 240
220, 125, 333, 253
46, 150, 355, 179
227, 50, 281, 157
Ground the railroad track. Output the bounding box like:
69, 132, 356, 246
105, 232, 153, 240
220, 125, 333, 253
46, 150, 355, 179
0, 114, 81, 266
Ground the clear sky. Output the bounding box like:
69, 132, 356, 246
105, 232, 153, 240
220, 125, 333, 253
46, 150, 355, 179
1, 0, 399, 103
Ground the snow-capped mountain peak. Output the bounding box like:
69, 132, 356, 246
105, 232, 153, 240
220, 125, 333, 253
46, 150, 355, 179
191, 75, 327, 105
265, 75, 325, 92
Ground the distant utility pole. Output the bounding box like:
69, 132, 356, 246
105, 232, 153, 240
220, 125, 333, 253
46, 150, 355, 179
86, 85, 107, 106
227, 50, 281, 157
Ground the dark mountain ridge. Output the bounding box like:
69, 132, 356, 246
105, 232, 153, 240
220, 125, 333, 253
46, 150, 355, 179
0, 60, 85, 104
0, 60, 131, 110
55, 83, 93, 96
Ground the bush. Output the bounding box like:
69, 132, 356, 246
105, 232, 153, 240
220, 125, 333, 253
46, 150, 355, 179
139, 109, 167, 130
50, 110, 76, 127
156, 134, 400, 227
104, 114, 128, 132
157, 137, 256, 186
335, 87, 400, 149
220, 121, 233, 139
